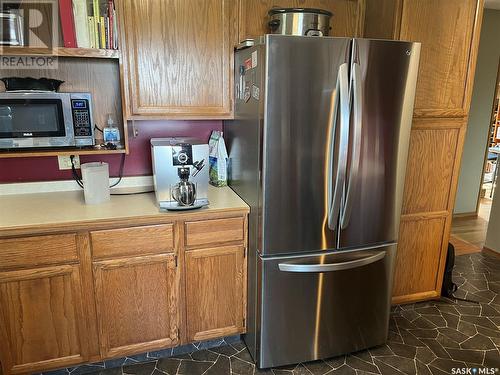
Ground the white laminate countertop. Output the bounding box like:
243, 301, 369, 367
0, 186, 248, 235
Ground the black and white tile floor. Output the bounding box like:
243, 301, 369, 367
56, 252, 500, 375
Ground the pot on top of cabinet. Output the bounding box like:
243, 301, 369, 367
267, 8, 333, 37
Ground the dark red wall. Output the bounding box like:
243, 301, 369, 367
0, 120, 222, 183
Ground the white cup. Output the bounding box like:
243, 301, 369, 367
81, 162, 110, 205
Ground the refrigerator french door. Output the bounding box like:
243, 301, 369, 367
224, 35, 420, 368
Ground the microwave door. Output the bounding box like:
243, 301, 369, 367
0, 98, 75, 148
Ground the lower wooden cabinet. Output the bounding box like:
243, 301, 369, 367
185, 246, 246, 341
0, 213, 248, 375
93, 254, 180, 358
0, 265, 87, 375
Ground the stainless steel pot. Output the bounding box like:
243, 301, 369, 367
268, 8, 332, 37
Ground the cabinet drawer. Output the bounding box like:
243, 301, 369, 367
185, 217, 245, 248
91, 224, 174, 259
0, 234, 78, 270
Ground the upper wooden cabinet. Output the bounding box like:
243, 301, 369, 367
239, 0, 365, 40
364, 0, 480, 118
119, 0, 238, 119
399, 0, 478, 117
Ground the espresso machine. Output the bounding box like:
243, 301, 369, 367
151, 138, 210, 210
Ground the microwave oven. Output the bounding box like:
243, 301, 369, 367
0, 91, 95, 149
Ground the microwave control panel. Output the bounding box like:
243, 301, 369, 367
71, 99, 93, 137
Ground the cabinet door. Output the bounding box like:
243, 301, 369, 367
185, 246, 245, 342
0, 265, 87, 375
239, 0, 364, 40
119, 0, 237, 119
93, 254, 179, 358
399, 0, 478, 116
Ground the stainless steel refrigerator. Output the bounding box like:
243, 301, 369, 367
224, 35, 421, 369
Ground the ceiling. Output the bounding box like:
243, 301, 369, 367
485, 0, 500, 9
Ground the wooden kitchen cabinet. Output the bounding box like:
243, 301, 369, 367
93, 254, 180, 359
364, 0, 483, 304
0, 190, 249, 374
185, 246, 246, 342
239, 0, 365, 41
0, 265, 87, 375
118, 0, 238, 119
399, 0, 478, 117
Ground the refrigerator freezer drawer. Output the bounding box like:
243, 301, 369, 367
257, 244, 395, 368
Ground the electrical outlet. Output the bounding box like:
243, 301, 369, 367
58, 155, 80, 170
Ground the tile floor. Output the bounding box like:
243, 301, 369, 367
78, 252, 500, 375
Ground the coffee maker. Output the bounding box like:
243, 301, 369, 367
151, 138, 209, 210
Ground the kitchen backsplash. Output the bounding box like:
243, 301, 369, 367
0, 120, 222, 183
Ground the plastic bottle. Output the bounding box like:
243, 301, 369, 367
103, 114, 120, 146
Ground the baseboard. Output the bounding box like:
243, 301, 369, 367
391, 290, 441, 305
482, 246, 500, 258
452, 211, 478, 219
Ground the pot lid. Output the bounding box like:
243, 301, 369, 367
268, 8, 333, 17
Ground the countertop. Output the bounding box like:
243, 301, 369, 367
0, 186, 249, 236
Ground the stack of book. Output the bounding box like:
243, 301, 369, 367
59, 0, 119, 49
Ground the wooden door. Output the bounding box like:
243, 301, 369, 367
119, 0, 238, 119
185, 246, 245, 342
0, 265, 87, 375
93, 254, 179, 359
239, 0, 365, 41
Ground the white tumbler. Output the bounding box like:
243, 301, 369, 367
81, 162, 110, 205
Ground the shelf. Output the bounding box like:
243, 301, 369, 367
0, 148, 126, 159
0, 47, 120, 59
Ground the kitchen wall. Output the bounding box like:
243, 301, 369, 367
0, 121, 222, 183
454, 9, 500, 214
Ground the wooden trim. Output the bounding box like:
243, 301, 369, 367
9, 355, 85, 375
413, 109, 467, 119
176, 220, 188, 346
392, 0, 403, 40
193, 326, 242, 342
76, 233, 101, 360
411, 117, 466, 130
462, 0, 485, 115
0, 47, 120, 59
355, 0, 366, 37
476, 58, 500, 215
105, 339, 175, 360
482, 247, 500, 258
0, 148, 126, 159
400, 211, 449, 221
392, 290, 440, 305
92, 253, 172, 269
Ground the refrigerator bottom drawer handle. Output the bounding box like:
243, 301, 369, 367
278, 251, 386, 273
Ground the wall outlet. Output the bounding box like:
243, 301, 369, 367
58, 155, 80, 170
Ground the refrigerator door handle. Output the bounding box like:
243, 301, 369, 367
341, 61, 363, 230
328, 63, 350, 231
278, 251, 385, 273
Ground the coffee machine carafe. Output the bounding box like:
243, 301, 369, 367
151, 138, 210, 211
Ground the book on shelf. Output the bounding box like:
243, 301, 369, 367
72, 0, 90, 48
59, 0, 77, 48
59, 0, 119, 50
